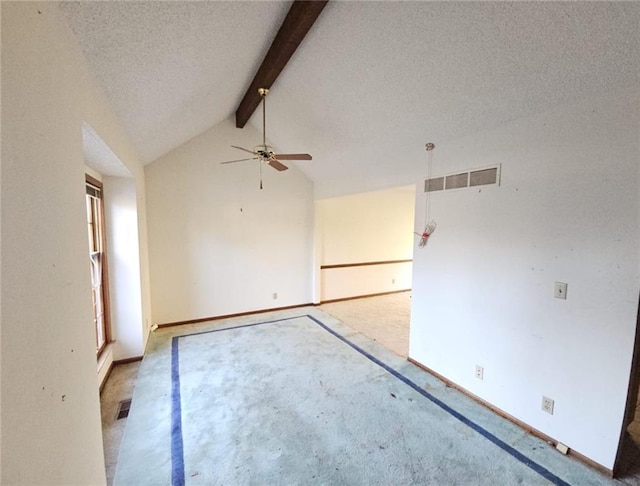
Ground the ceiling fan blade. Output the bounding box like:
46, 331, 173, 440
220, 157, 258, 165
268, 159, 289, 171
231, 145, 256, 155
273, 153, 312, 160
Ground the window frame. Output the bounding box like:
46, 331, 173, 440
86, 174, 112, 357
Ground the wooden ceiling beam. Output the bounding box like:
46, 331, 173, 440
235, 0, 328, 128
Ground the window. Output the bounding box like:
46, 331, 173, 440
86, 175, 111, 355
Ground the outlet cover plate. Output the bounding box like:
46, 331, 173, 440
542, 396, 554, 415
475, 365, 484, 380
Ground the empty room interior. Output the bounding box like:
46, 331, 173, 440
1, 1, 639, 484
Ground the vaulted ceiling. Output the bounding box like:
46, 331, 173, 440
60, 1, 639, 197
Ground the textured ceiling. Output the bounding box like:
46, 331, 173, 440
60, 1, 639, 197
60, 1, 290, 163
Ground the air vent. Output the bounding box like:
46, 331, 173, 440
445, 173, 469, 190
116, 398, 132, 420
424, 164, 500, 193
470, 167, 498, 187
424, 176, 444, 192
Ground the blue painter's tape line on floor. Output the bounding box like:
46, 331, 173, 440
306, 315, 571, 486
171, 337, 185, 486
170, 314, 570, 486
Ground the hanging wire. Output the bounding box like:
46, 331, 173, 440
417, 143, 437, 248
424, 143, 434, 227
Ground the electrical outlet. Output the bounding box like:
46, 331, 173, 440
392, 278, 396, 285
542, 396, 554, 415
475, 365, 484, 380
273, 292, 278, 300
554, 282, 568, 300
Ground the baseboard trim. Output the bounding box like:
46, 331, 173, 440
99, 356, 143, 394
114, 356, 144, 365
407, 357, 613, 478
156, 303, 314, 329
319, 289, 411, 305
157, 292, 411, 328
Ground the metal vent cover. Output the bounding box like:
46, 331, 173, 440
445, 172, 469, 190
424, 164, 501, 193
424, 176, 444, 192
116, 398, 132, 420
469, 167, 498, 187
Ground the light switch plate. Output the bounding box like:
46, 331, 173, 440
554, 282, 568, 300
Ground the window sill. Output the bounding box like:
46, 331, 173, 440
97, 342, 115, 390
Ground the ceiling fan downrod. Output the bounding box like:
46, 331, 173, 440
259, 88, 269, 148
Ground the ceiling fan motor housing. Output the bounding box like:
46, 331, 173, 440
256, 146, 274, 160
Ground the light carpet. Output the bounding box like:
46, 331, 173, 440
319, 291, 411, 357
115, 309, 614, 485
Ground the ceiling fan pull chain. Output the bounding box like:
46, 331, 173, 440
259, 160, 263, 190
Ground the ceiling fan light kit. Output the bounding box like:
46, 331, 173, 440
220, 88, 313, 189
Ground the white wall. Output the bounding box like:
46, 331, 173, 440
103, 177, 145, 359
145, 117, 314, 325
316, 187, 415, 301
134, 175, 153, 349
1, 3, 151, 483
410, 87, 640, 470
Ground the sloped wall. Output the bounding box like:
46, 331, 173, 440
145, 118, 314, 324
410, 88, 640, 469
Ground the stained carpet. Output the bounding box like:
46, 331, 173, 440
115, 309, 615, 485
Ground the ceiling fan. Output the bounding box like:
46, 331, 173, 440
220, 88, 312, 187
